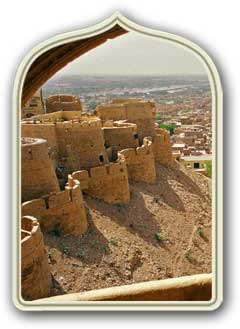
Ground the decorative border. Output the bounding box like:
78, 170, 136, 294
12, 12, 223, 311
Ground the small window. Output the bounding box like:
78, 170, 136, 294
194, 162, 200, 169
99, 155, 104, 163
134, 133, 138, 139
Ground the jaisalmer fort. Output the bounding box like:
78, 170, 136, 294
21, 89, 212, 302
19, 20, 212, 303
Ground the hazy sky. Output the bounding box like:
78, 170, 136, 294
57, 31, 207, 76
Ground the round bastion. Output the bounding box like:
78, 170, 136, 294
21, 137, 60, 202
21, 215, 51, 300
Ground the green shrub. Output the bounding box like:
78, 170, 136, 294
158, 123, 176, 135
155, 232, 162, 242
154, 114, 162, 121
185, 250, 193, 262
205, 160, 212, 178
110, 238, 118, 246
198, 227, 205, 239
62, 246, 70, 254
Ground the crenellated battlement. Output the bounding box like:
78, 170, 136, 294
55, 118, 102, 129
97, 99, 156, 143
21, 137, 60, 202
72, 160, 130, 204
45, 94, 82, 113
22, 175, 88, 236
118, 137, 156, 183
21, 215, 51, 300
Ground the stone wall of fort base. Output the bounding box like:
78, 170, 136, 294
56, 120, 109, 171
118, 138, 156, 184
21, 216, 51, 301
22, 176, 88, 236
153, 128, 174, 167
72, 161, 130, 205
21, 138, 60, 202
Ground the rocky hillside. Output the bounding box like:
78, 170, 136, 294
44, 162, 212, 296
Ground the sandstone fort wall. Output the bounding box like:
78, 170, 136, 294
22, 175, 88, 236
46, 94, 82, 113
97, 100, 156, 143
55, 119, 109, 171
118, 137, 156, 183
21, 215, 51, 300
22, 118, 109, 172
21, 138, 60, 202
153, 128, 173, 166
103, 121, 139, 160
22, 124, 59, 166
72, 161, 130, 205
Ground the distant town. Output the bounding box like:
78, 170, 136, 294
41, 74, 212, 176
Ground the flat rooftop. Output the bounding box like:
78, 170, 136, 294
181, 154, 212, 161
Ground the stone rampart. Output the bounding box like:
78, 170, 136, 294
96, 99, 156, 143
46, 94, 82, 113
72, 161, 130, 205
103, 121, 139, 160
21, 137, 60, 202
22, 175, 88, 236
118, 137, 156, 183
153, 128, 173, 166
55, 119, 108, 171
22, 118, 109, 172
21, 215, 51, 300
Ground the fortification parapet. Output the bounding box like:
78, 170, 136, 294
153, 128, 173, 166
97, 99, 156, 143
103, 121, 139, 161
118, 137, 156, 183
21, 215, 51, 300
21, 137, 60, 202
46, 94, 82, 113
21, 116, 108, 172
55, 118, 108, 171
21, 123, 58, 167
72, 160, 130, 205
22, 175, 88, 236
96, 103, 127, 121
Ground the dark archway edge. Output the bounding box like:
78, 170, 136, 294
22, 24, 128, 105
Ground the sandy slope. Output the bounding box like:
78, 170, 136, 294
44, 163, 212, 296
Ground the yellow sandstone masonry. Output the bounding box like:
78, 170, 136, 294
153, 128, 174, 166
103, 121, 139, 160
46, 94, 82, 113
22, 175, 88, 236
118, 137, 156, 183
72, 161, 130, 205
21, 137, 60, 202
22, 117, 109, 172
97, 99, 156, 143
21, 216, 51, 300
